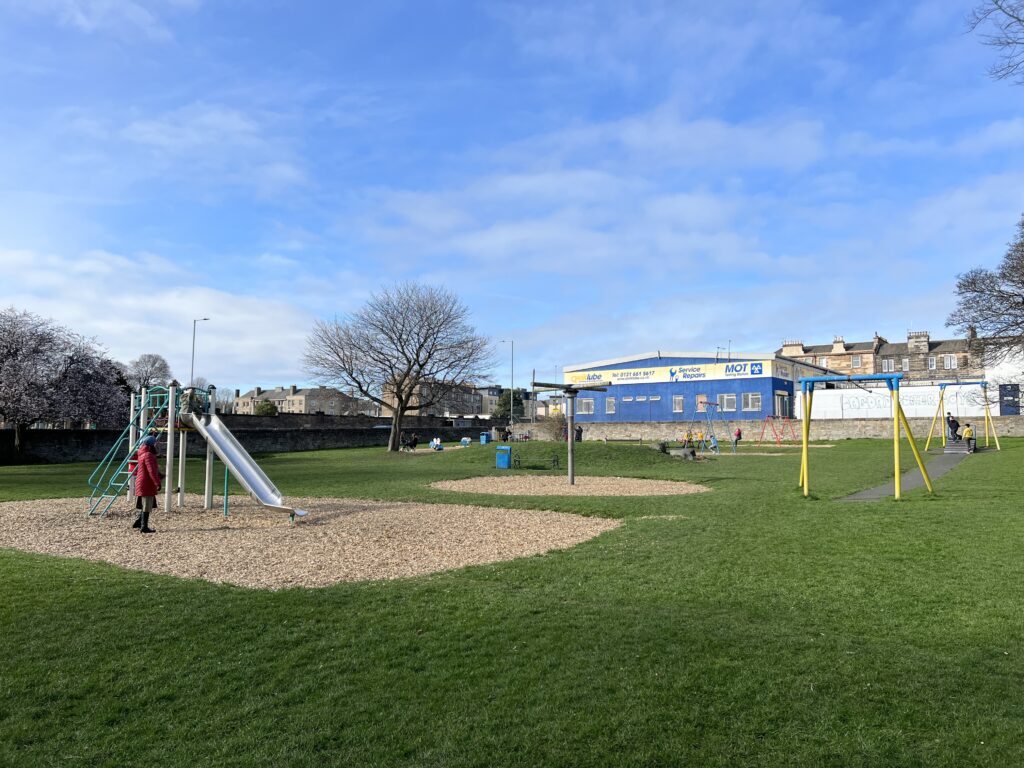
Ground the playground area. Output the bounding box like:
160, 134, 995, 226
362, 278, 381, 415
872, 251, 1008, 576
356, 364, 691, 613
2, 437, 1024, 767
0, 493, 619, 589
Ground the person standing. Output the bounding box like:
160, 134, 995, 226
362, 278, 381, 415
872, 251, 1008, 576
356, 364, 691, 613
948, 415, 961, 442
710, 434, 720, 455
132, 435, 162, 534
731, 426, 742, 454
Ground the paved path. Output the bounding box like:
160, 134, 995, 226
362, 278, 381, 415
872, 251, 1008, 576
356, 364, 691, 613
842, 452, 969, 501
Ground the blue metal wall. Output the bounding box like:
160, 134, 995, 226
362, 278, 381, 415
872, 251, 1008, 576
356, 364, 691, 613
569, 357, 792, 423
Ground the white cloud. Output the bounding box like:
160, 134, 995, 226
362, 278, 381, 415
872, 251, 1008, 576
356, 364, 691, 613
0, 247, 315, 389
5, 0, 198, 41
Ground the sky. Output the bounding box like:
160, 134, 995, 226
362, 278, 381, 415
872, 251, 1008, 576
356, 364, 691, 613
2, 0, 1023, 394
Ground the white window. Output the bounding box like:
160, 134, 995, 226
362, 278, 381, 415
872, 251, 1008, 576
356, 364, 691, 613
851, 355, 862, 368
649, 395, 661, 401
672, 395, 684, 413
928, 356, 936, 371
943, 354, 958, 370
818, 356, 829, 368
742, 392, 761, 411
902, 358, 910, 372
622, 396, 634, 402
696, 395, 708, 412
605, 397, 616, 414
636, 396, 647, 402
577, 398, 594, 414
881, 358, 894, 373
718, 393, 737, 412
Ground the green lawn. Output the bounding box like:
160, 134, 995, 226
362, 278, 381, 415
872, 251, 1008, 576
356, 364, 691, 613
2, 438, 1023, 767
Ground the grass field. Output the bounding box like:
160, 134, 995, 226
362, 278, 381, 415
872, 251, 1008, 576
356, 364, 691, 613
2, 438, 1023, 767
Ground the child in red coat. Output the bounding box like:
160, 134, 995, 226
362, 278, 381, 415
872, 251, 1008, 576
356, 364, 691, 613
132, 436, 162, 533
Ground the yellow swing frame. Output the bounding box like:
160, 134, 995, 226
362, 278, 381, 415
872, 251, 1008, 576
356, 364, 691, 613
924, 380, 1001, 452
798, 373, 932, 501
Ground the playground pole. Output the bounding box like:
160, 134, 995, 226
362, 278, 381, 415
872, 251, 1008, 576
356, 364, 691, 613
164, 384, 176, 514
801, 386, 811, 497
925, 389, 942, 452
891, 385, 901, 500
178, 427, 187, 507
566, 391, 576, 486
204, 385, 216, 510
897, 402, 933, 493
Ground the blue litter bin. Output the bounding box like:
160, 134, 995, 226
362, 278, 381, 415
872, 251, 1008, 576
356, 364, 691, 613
480, 432, 490, 445
495, 445, 512, 470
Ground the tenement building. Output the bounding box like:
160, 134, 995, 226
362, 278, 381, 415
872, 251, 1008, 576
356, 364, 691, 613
777, 330, 984, 383
234, 385, 369, 415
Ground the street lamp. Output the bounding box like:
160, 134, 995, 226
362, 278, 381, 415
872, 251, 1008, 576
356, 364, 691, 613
500, 339, 514, 430
190, 317, 210, 386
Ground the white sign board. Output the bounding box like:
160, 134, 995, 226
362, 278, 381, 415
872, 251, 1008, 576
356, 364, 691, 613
796, 385, 990, 420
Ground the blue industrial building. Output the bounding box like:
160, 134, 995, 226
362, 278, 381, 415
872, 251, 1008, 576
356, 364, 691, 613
564, 352, 824, 424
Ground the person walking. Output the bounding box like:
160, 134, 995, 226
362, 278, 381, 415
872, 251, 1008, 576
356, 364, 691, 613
132, 435, 162, 534
962, 423, 975, 453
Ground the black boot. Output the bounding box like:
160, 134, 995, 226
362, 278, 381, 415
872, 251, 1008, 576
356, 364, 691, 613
140, 506, 155, 534
132, 515, 142, 529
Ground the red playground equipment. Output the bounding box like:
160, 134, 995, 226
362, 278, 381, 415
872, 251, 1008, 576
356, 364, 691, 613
757, 415, 799, 446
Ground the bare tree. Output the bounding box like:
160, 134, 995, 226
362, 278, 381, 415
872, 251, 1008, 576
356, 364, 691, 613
304, 283, 493, 451
969, 1, 1024, 83
947, 213, 1024, 364
125, 353, 174, 391
0, 307, 130, 451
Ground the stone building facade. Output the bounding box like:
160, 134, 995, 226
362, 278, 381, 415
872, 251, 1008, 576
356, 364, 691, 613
778, 330, 984, 383
234, 385, 371, 416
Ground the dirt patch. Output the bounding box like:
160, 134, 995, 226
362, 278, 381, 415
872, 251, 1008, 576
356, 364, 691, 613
431, 475, 710, 496
0, 494, 620, 590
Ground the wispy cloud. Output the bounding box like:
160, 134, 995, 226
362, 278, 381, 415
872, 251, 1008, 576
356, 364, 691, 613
4, 0, 199, 41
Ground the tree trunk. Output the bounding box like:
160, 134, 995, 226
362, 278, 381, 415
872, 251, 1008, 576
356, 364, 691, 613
388, 405, 406, 451
14, 422, 25, 454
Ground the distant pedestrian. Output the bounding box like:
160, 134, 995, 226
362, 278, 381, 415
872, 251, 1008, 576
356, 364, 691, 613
710, 435, 720, 455
731, 427, 742, 454
132, 435, 162, 534
948, 415, 961, 442
574, 425, 583, 442
963, 423, 975, 453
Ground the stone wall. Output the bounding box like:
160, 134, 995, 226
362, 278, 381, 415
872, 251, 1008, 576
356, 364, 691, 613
569, 416, 1024, 443
0, 425, 489, 465
5, 415, 1020, 465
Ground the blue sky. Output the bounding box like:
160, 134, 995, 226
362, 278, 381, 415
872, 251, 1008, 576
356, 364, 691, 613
2, 0, 1023, 393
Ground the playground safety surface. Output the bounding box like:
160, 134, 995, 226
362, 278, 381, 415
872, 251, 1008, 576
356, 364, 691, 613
431, 476, 711, 496
0, 494, 619, 590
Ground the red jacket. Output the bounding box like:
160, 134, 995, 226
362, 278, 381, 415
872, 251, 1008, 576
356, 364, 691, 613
134, 445, 162, 497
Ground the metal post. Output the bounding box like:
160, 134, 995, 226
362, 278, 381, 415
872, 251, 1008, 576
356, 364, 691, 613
178, 429, 187, 507
223, 466, 230, 518
190, 317, 209, 386
940, 389, 947, 448
204, 384, 216, 510
801, 385, 811, 497
891, 385, 902, 500
566, 391, 576, 485
898, 402, 933, 493
164, 384, 176, 514
127, 393, 138, 501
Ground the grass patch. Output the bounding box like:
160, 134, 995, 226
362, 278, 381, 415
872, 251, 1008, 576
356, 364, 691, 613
1, 439, 1023, 766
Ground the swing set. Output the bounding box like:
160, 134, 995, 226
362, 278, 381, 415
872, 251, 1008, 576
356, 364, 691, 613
798, 373, 932, 501
923, 380, 1001, 452
681, 400, 732, 455
757, 415, 799, 446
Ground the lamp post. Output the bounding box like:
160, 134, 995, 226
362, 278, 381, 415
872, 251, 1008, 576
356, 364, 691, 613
190, 317, 210, 386
500, 339, 514, 430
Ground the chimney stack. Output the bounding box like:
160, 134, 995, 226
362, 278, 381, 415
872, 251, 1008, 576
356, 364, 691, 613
290, 385, 297, 395
255, 386, 262, 396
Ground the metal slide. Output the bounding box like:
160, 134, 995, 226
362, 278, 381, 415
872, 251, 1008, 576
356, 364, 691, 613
179, 411, 308, 517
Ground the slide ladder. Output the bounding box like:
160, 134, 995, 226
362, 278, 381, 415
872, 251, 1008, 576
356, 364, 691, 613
87, 388, 171, 517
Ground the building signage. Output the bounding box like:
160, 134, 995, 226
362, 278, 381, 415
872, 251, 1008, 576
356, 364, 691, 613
566, 361, 773, 386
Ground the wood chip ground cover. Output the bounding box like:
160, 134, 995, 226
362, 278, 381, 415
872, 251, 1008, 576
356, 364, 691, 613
0, 494, 620, 590
431, 475, 711, 496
